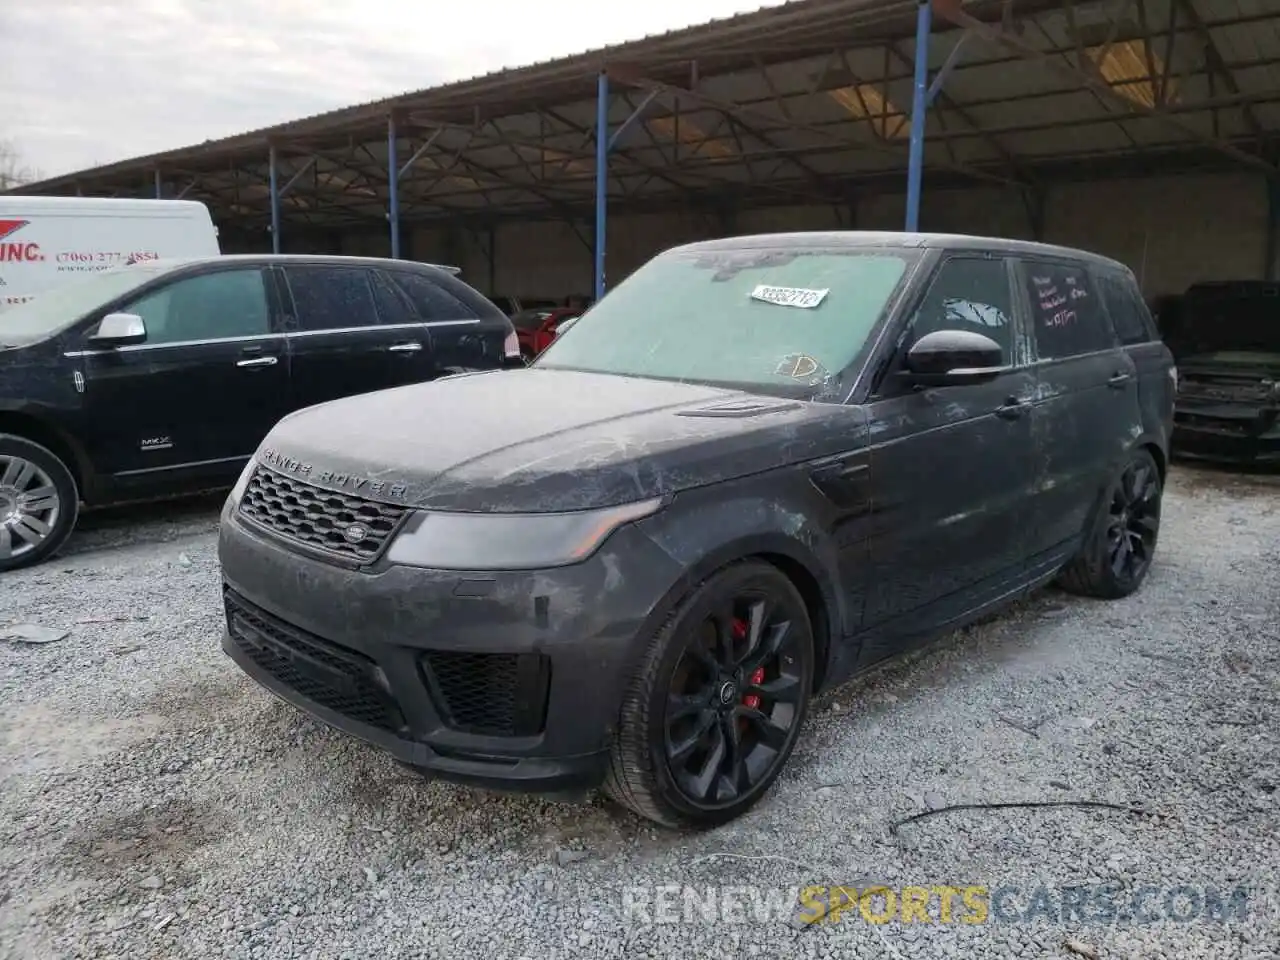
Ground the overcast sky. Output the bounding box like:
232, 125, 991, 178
2, 0, 784, 180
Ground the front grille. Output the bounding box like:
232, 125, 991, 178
421, 651, 550, 737
238, 466, 407, 562
225, 589, 406, 734
1180, 382, 1272, 404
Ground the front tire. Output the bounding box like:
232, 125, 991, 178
0, 434, 79, 573
1058, 448, 1162, 599
604, 561, 814, 828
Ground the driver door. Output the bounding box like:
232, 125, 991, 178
856, 254, 1037, 664
78, 265, 289, 479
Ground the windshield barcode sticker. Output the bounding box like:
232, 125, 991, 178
750, 285, 829, 309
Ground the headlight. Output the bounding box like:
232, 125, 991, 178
384, 498, 663, 570
226, 457, 256, 507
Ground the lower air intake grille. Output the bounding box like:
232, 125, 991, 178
225, 589, 405, 734
421, 651, 550, 737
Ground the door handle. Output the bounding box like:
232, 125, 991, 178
995, 397, 1028, 420
387, 342, 423, 353
236, 356, 278, 368
1108, 371, 1133, 389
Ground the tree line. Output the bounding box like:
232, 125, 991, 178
1, 140, 40, 190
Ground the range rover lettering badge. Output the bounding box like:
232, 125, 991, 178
260, 448, 406, 500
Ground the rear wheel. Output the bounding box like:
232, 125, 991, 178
1058, 448, 1162, 599
604, 561, 814, 828
0, 434, 79, 573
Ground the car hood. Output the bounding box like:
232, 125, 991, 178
256, 368, 866, 512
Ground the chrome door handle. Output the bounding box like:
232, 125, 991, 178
387, 342, 423, 353
236, 356, 278, 368
1108, 371, 1133, 388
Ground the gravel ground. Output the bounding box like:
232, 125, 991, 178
1, 464, 1277, 960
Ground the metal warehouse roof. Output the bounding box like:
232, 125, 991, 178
15, 0, 1280, 231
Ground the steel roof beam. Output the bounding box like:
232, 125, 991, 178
606, 61, 1029, 188
932, 0, 1277, 175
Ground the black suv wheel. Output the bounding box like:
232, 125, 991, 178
0, 434, 79, 573
604, 561, 814, 828
1058, 447, 1162, 599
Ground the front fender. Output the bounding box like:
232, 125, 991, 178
627, 484, 849, 687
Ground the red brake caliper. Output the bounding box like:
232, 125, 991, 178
732, 618, 765, 710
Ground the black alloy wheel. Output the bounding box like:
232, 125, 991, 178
605, 561, 814, 828
1105, 458, 1161, 583
1059, 447, 1163, 599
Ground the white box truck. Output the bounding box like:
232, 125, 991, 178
0, 197, 220, 309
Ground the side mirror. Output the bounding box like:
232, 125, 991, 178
554, 315, 581, 338
904, 329, 1007, 387
89, 312, 147, 347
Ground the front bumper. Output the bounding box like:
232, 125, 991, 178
217, 500, 684, 793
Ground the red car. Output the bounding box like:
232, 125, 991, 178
512, 307, 581, 361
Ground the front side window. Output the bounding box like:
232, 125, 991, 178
123, 268, 270, 345
903, 256, 1015, 359
286, 267, 377, 332
536, 247, 916, 399
1021, 261, 1114, 360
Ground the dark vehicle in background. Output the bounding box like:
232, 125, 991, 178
218, 232, 1174, 828
512, 307, 581, 361
0, 254, 519, 571
1165, 281, 1280, 462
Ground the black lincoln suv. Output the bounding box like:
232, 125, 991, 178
0, 254, 519, 571
218, 232, 1175, 828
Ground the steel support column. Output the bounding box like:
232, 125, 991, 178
905, 0, 932, 232
1266, 176, 1280, 280
487, 227, 497, 293
269, 145, 281, 254
388, 115, 401, 259
593, 75, 659, 300
594, 71, 609, 301
153, 169, 162, 199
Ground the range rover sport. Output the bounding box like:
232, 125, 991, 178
218, 232, 1175, 828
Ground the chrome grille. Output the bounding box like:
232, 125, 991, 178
238, 465, 407, 562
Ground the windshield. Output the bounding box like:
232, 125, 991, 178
535, 247, 914, 398
0, 265, 171, 346
1169, 286, 1280, 361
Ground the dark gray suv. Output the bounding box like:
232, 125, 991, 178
217, 232, 1175, 828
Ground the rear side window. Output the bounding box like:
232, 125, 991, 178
1098, 272, 1154, 345
286, 267, 378, 332
1021, 261, 1114, 360
369, 271, 417, 326
391, 272, 477, 323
